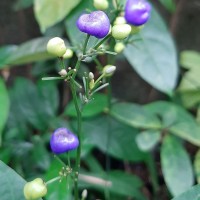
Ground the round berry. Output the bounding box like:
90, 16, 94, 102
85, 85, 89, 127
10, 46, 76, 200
63, 49, 73, 59
125, 0, 151, 26
112, 24, 131, 40
50, 128, 79, 154
77, 11, 110, 38
47, 37, 67, 57
114, 16, 126, 25
114, 42, 125, 53
93, 0, 109, 10
24, 178, 47, 200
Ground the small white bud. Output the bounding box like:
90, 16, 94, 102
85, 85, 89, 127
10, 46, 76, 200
103, 65, 116, 76
89, 72, 94, 80
58, 69, 67, 77
81, 189, 88, 199
47, 37, 67, 57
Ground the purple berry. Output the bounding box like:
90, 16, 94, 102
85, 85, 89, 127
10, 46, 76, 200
76, 11, 110, 38
50, 128, 79, 154
125, 0, 151, 26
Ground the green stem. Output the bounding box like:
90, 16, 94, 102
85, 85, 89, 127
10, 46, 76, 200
46, 176, 61, 185
70, 79, 82, 200
72, 35, 90, 79
59, 57, 65, 69
67, 152, 71, 168
94, 34, 111, 50
93, 57, 103, 71
83, 34, 90, 55
104, 78, 112, 200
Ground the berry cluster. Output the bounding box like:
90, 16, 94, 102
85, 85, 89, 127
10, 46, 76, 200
24, 0, 151, 199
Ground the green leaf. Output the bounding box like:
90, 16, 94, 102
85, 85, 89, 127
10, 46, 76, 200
34, 0, 81, 32
175, 90, 200, 109
172, 185, 200, 200
159, 0, 176, 12
194, 149, 200, 184
180, 50, 200, 70
0, 160, 26, 200
136, 130, 161, 152
6, 37, 55, 66
31, 136, 51, 171
124, 7, 178, 94
161, 135, 194, 197
0, 78, 10, 145
110, 102, 161, 129
65, 94, 107, 118
73, 116, 147, 162
79, 170, 146, 200
8, 78, 58, 131
144, 101, 200, 146
0, 45, 17, 68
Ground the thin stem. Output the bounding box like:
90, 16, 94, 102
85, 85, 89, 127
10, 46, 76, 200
46, 176, 61, 185
94, 73, 105, 85
54, 155, 67, 168
104, 78, 112, 200
93, 57, 104, 71
67, 152, 71, 168
94, 34, 111, 50
72, 35, 90, 79
59, 57, 65, 69
70, 79, 82, 200
83, 34, 90, 55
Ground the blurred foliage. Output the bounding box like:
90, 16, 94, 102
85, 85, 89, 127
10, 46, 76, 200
0, 0, 200, 200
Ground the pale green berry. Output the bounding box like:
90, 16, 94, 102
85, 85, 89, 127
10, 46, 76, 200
131, 25, 144, 34
112, 24, 131, 40
58, 69, 67, 77
47, 37, 67, 57
63, 48, 73, 59
114, 16, 126, 25
103, 65, 116, 77
24, 178, 47, 200
93, 0, 109, 10
114, 42, 125, 53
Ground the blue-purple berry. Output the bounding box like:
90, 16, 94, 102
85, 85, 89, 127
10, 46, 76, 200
50, 128, 79, 154
125, 0, 151, 26
76, 11, 110, 38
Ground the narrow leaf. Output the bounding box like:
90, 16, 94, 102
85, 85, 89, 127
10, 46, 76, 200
0, 78, 10, 145
194, 149, 200, 184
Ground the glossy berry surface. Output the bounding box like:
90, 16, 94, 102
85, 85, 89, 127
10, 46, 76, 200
24, 178, 47, 200
112, 24, 131, 40
77, 11, 110, 38
125, 0, 151, 26
47, 37, 67, 57
50, 128, 79, 154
